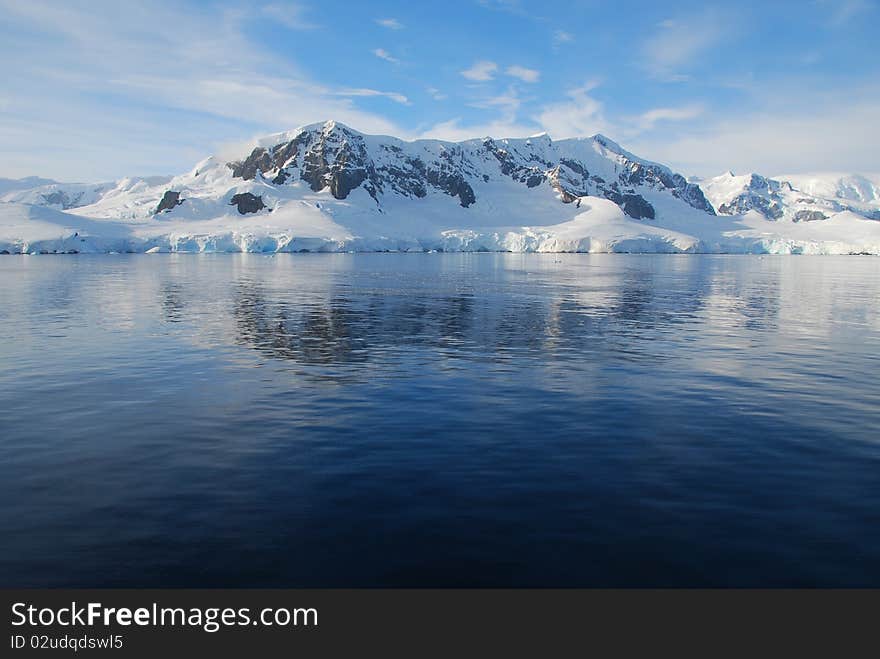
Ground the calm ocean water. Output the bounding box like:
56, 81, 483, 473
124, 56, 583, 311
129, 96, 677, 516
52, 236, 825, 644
0, 253, 878, 587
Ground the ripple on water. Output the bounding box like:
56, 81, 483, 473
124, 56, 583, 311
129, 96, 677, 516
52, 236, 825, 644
0, 253, 878, 586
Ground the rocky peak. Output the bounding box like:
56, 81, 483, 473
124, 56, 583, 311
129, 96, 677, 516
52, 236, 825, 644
700, 171, 864, 222
222, 120, 715, 218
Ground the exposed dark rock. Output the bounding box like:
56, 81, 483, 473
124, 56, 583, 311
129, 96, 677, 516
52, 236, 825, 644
621, 194, 655, 219
793, 210, 828, 222
547, 164, 589, 202
425, 168, 475, 207
719, 195, 784, 219
227, 133, 310, 184
377, 159, 428, 198
714, 174, 788, 219
296, 126, 377, 200
624, 162, 714, 214
673, 182, 715, 214
41, 191, 72, 208
229, 147, 272, 180
223, 121, 717, 218
560, 159, 586, 176
483, 139, 547, 189
271, 139, 300, 170
230, 193, 265, 214
39, 189, 91, 210
156, 190, 183, 213
605, 190, 655, 219
525, 173, 544, 188
544, 152, 703, 218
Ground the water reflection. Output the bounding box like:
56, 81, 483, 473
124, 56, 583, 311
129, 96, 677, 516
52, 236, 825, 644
187, 257, 723, 367
0, 253, 878, 587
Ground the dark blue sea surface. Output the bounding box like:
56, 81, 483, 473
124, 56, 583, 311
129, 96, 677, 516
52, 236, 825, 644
0, 253, 878, 587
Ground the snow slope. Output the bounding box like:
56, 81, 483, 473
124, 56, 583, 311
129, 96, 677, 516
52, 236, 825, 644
1, 176, 173, 211
2, 121, 879, 254
775, 173, 880, 204
0, 176, 59, 196
701, 172, 880, 223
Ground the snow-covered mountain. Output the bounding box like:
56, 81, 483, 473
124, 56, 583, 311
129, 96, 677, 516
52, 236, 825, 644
1, 176, 173, 211
0, 176, 58, 196
700, 172, 880, 223
2, 120, 879, 254
774, 173, 880, 205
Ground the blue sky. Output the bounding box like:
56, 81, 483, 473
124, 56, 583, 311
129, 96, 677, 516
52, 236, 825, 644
1, 0, 878, 180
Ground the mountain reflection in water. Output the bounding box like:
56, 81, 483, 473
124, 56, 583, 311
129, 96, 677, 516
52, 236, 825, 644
0, 253, 877, 587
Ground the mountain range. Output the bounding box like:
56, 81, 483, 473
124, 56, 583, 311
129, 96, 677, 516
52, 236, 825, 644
2, 120, 878, 254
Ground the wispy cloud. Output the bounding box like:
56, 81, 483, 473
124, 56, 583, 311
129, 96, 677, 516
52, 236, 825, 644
817, 0, 873, 26
373, 48, 399, 64
470, 86, 523, 121
262, 2, 319, 30
334, 88, 410, 105
642, 11, 731, 80
0, 0, 406, 179
375, 17, 403, 29
461, 60, 498, 81
631, 97, 880, 176
552, 30, 574, 46
632, 105, 704, 134
535, 81, 610, 138
431, 80, 702, 144
420, 117, 536, 142
1, 0, 875, 183
505, 65, 540, 83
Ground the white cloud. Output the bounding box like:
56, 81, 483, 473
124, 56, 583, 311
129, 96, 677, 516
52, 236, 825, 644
426, 81, 703, 146
373, 48, 399, 63
642, 11, 730, 80
629, 97, 880, 176
0, 0, 407, 179
2, 0, 875, 184
505, 65, 540, 83
632, 105, 704, 134
420, 117, 536, 142
469, 87, 523, 122
460, 60, 498, 82
553, 30, 574, 46
534, 81, 610, 138
375, 17, 403, 29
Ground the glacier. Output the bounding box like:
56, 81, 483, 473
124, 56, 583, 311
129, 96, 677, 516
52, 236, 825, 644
2, 120, 879, 255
